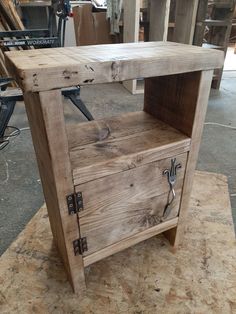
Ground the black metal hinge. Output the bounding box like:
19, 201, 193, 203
73, 237, 88, 255
66, 192, 84, 215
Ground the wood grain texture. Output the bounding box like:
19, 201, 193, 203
122, 0, 140, 94
73, 4, 112, 46
144, 71, 202, 137
83, 217, 179, 267
67, 112, 190, 185
67, 111, 166, 149
173, 70, 214, 247
75, 153, 187, 257
5, 41, 224, 92
73, 4, 96, 46
174, 0, 199, 44
23, 90, 86, 294
149, 0, 171, 41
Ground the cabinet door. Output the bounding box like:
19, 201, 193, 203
76, 153, 187, 256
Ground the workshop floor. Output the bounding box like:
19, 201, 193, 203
0, 70, 236, 256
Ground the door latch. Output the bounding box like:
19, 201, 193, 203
162, 158, 182, 219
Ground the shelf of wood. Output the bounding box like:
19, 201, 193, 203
67, 111, 191, 186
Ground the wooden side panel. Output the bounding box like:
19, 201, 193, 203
173, 70, 214, 246
149, 0, 171, 41
174, 0, 199, 44
76, 153, 187, 256
144, 70, 214, 246
144, 71, 202, 137
23, 90, 85, 294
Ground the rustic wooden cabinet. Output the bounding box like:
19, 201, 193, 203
5, 42, 223, 293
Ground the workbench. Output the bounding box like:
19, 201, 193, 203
5, 41, 223, 293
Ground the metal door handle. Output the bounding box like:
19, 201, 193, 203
162, 158, 182, 219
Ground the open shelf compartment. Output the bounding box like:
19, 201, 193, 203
66, 111, 191, 186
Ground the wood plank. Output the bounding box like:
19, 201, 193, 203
4, 41, 224, 92
123, 0, 140, 43
144, 71, 202, 137
76, 153, 187, 256
172, 70, 214, 246
174, 0, 199, 44
67, 112, 170, 149
149, 0, 171, 41
123, 0, 140, 94
83, 217, 179, 267
0, 0, 25, 31
67, 112, 191, 185
23, 90, 86, 294
193, 0, 208, 46
72, 142, 190, 186
73, 4, 96, 46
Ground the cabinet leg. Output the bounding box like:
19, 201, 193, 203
23, 90, 86, 293
163, 227, 177, 249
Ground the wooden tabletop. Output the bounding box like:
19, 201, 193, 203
5, 41, 224, 92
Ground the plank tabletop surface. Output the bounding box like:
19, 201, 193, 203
5, 41, 224, 92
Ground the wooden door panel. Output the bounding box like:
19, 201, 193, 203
76, 153, 188, 255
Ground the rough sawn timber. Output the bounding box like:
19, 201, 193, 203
4, 41, 224, 293
4, 41, 224, 92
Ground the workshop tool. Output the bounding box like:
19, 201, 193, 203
0, 0, 94, 148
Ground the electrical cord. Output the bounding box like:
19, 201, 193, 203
0, 126, 30, 150
2, 126, 20, 138
204, 122, 236, 130
0, 126, 20, 150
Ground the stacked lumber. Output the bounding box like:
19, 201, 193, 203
0, 0, 25, 81
0, 0, 24, 30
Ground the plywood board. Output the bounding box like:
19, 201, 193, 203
0, 171, 235, 313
